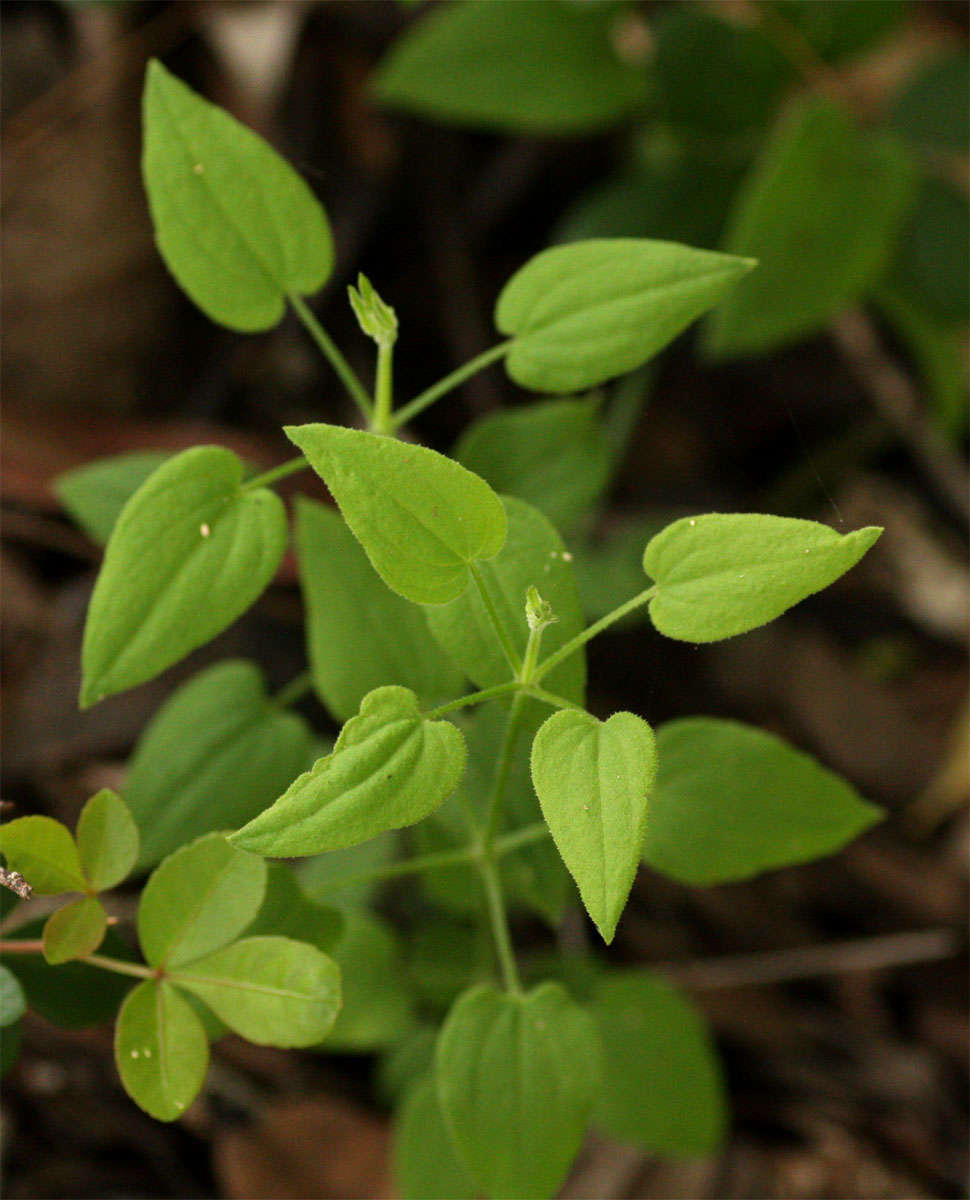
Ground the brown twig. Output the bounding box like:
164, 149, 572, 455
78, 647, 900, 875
0, 867, 33, 902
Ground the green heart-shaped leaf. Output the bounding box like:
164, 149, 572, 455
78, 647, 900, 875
0, 817, 85, 895
115, 980, 209, 1121
76, 789, 139, 892
42, 897, 108, 965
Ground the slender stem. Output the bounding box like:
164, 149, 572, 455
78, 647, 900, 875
392, 342, 512, 429
478, 854, 522, 995
273, 670, 314, 709
533, 586, 656, 684
519, 622, 544, 685
471, 565, 522, 677
484, 692, 527, 845
371, 343, 394, 435
493, 822, 549, 856
243, 455, 310, 492
422, 680, 520, 720
0, 939, 44, 954
307, 843, 480, 895
289, 293, 373, 420
525, 686, 583, 712
82, 953, 155, 980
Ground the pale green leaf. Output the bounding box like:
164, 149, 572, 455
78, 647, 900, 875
592, 971, 727, 1156
80, 446, 288, 707
76, 789, 139, 891
287, 424, 507, 605
42, 897, 108, 964
115, 980, 209, 1121
232, 686, 466, 857
0, 965, 26, 1028
0, 816, 85, 894
296, 499, 464, 722
327, 910, 416, 1051
496, 238, 754, 393
455, 398, 611, 531
372, 0, 646, 134
54, 451, 171, 545
426, 496, 586, 704
643, 718, 884, 884
705, 100, 916, 357
436, 982, 602, 1200
170, 936, 341, 1047
531, 709, 656, 943
137, 833, 266, 968
125, 660, 314, 867
642, 513, 882, 642
243, 863, 343, 954
143, 60, 332, 331
394, 1075, 478, 1200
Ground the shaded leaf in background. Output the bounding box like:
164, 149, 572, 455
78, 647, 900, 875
377, 1025, 438, 1106
497, 238, 755, 393
592, 971, 727, 1156
642, 513, 882, 642
436, 982, 602, 1200
406, 918, 489, 1012
232, 686, 466, 856
0, 816, 85, 894
655, 7, 791, 135
143, 60, 333, 331
115, 979, 209, 1121
372, 0, 646, 134
890, 177, 969, 322
426, 496, 587, 704
761, 0, 908, 62
0, 965, 26, 1028
171, 936, 341, 1047
326, 910, 416, 1051
705, 100, 915, 357
394, 1075, 478, 1200
890, 51, 969, 153
572, 514, 670, 623
76, 789, 139, 891
243, 863, 343, 955
287, 424, 507, 606
80, 446, 287, 707
531, 709, 656, 943
54, 451, 171, 545
455, 398, 611, 532
125, 660, 314, 868
299, 831, 398, 910
42, 896, 108, 964
296, 499, 464, 722
137, 833, 266, 968
643, 718, 884, 884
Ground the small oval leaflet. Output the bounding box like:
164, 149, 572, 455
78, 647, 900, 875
232, 686, 467, 857
642, 512, 882, 642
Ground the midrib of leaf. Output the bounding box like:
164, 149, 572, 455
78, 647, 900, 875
353, 480, 476, 571
153, 83, 287, 294
11, 849, 84, 891
155, 852, 242, 967
156, 983, 173, 1110
171, 970, 321, 1002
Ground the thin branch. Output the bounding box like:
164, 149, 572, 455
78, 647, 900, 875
0, 866, 32, 902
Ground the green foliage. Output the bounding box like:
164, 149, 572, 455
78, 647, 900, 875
890, 51, 969, 153
642, 514, 882, 642
394, 1076, 478, 1200
55, 451, 171, 545
455, 398, 611, 532
592, 971, 727, 1156
327, 910, 416, 1051
497, 238, 755, 392
891, 177, 969, 322
232, 687, 466, 857
531, 710, 656, 943
348, 273, 398, 347
426, 496, 587, 703
42, 897, 108, 965
0, 816, 86, 894
762, 1, 908, 62
115, 980, 209, 1121
436, 982, 602, 1199
643, 719, 884, 884
76, 789, 139, 891
80, 446, 287, 707
287, 424, 507, 605
296, 499, 463, 722
143, 60, 332, 331
0, 965, 26, 1028
705, 100, 915, 356
372, 0, 646, 134
125, 660, 314, 867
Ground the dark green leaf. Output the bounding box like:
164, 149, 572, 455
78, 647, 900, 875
890, 51, 969, 152
244, 862, 343, 954
890, 177, 969, 321
643, 718, 884, 884
80, 446, 287, 707
125, 660, 314, 868
761, 1, 908, 62
327, 910, 416, 1051
54, 451, 171, 545
0, 965, 26, 1028
394, 1075, 478, 1200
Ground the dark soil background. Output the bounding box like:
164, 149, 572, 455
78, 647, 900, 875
2, 3, 967, 1197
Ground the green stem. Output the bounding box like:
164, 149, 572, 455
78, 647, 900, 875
82, 954, 155, 980
273, 670, 314, 708
371, 343, 394, 435
478, 854, 522, 994
532, 585, 657, 684
494, 822, 549, 856
392, 342, 513, 429
289, 293, 374, 420
484, 692, 527, 846
525, 686, 583, 712
243, 455, 310, 492
471, 565, 522, 677
422, 681, 521, 720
